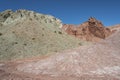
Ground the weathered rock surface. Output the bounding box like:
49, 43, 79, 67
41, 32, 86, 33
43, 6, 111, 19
62, 17, 113, 41
0, 9, 62, 27
109, 24, 120, 31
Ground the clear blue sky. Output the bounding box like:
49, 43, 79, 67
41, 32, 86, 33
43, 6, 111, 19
0, 0, 120, 26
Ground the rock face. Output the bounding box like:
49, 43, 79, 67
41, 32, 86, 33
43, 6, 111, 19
62, 17, 113, 41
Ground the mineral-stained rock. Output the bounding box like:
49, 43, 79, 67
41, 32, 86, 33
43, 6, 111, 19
62, 17, 113, 41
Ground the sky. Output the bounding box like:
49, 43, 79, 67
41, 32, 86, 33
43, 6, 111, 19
0, 0, 120, 26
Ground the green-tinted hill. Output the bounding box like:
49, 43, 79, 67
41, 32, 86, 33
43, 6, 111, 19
0, 10, 87, 61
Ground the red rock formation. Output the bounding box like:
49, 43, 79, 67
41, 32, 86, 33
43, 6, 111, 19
62, 17, 113, 41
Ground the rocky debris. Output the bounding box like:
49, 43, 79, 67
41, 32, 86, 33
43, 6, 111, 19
62, 17, 113, 41
0, 9, 62, 28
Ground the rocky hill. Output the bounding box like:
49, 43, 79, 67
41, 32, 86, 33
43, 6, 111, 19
0, 25, 120, 80
0, 10, 86, 61
0, 10, 120, 80
15, 25, 120, 80
62, 17, 113, 41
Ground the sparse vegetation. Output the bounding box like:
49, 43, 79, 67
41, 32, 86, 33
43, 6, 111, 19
29, 18, 32, 21
12, 31, 15, 33
0, 23, 3, 26
0, 10, 88, 61
41, 15, 45, 19
58, 31, 62, 34
23, 43, 27, 46
14, 42, 18, 44
42, 34, 44, 36
54, 31, 56, 33
78, 43, 82, 46
0, 32, 2, 36
32, 38, 35, 40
